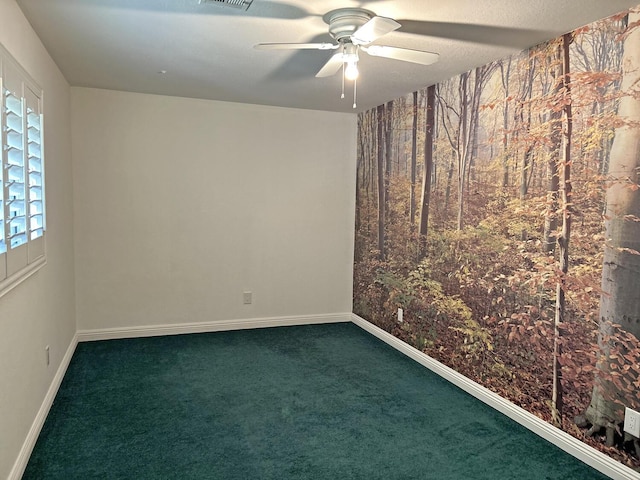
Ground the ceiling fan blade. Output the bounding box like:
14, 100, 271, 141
316, 52, 345, 78
362, 45, 439, 66
254, 43, 337, 50
397, 20, 555, 49
352, 16, 401, 44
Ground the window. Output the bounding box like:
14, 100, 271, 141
0, 44, 46, 296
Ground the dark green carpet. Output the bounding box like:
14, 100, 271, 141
24, 322, 609, 479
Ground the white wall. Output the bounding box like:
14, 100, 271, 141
72, 88, 357, 331
0, 0, 76, 477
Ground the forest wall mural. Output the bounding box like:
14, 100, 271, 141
353, 6, 640, 470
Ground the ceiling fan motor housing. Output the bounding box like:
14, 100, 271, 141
324, 8, 374, 43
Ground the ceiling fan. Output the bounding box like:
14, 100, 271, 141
254, 8, 439, 108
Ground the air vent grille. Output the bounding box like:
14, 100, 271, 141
199, 0, 253, 10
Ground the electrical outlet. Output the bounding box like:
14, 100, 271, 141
45, 345, 50, 366
243, 291, 252, 305
397, 308, 403, 323
624, 407, 640, 438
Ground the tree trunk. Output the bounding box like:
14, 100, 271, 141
519, 146, 533, 201
585, 13, 640, 441
355, 115, 364, 239
377, 104, 386, 260
500, 59, 512, 188
445, 153, 455, 218
552, 33, 573, 428
518, 55, 535, 202
543, 41, 563, 254
468, 101, 479, 193
385, 101, 393, 229
457, 72, 470, 231
410, 91, 418, 225
419, 85, 436, 257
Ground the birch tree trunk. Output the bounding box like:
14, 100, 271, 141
584, 13, 640, 442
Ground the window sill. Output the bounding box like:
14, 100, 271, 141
0, 256, 47, 299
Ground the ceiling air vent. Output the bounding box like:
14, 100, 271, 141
199, 0, 253, 11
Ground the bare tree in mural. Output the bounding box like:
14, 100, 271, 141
355, 115, 365, 239
410, 91, 418, 225
543, 40, 563, 254
385, 100, 393, 224
551, 33, 573, 428
499, 58, 513, 188
516, 52, 537, 202
584, 11, 640, 445
419, 85, 436, 257
439, 63, 497, 230
377, 104, 386, 260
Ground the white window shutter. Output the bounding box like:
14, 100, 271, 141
25, 87, 44, 262
0, 45, 46, 293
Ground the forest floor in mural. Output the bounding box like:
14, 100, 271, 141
353, 6, 640, 472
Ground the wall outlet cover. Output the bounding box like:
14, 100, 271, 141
243, 291, 252, 305
624, 407, 640, 438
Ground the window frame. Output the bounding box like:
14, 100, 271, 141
0, 43, 47, 298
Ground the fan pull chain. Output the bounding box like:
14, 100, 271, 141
341, 62, 345, 99
353, 77, 357, 109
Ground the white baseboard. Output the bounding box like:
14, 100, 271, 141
76, 312, 351, 342
9, 333, 78, 480
351, 313, 640, 480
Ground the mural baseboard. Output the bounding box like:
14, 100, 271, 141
351, 313, 640, 480
76, 313, 352, 342
9, 333, 79, 480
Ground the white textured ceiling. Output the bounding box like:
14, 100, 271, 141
15, 0, 640, 113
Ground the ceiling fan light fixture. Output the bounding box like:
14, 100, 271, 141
345, 60, 359, 81
342, 42, 359, 80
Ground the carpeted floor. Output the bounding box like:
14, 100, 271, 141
24, 322, 610, 479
